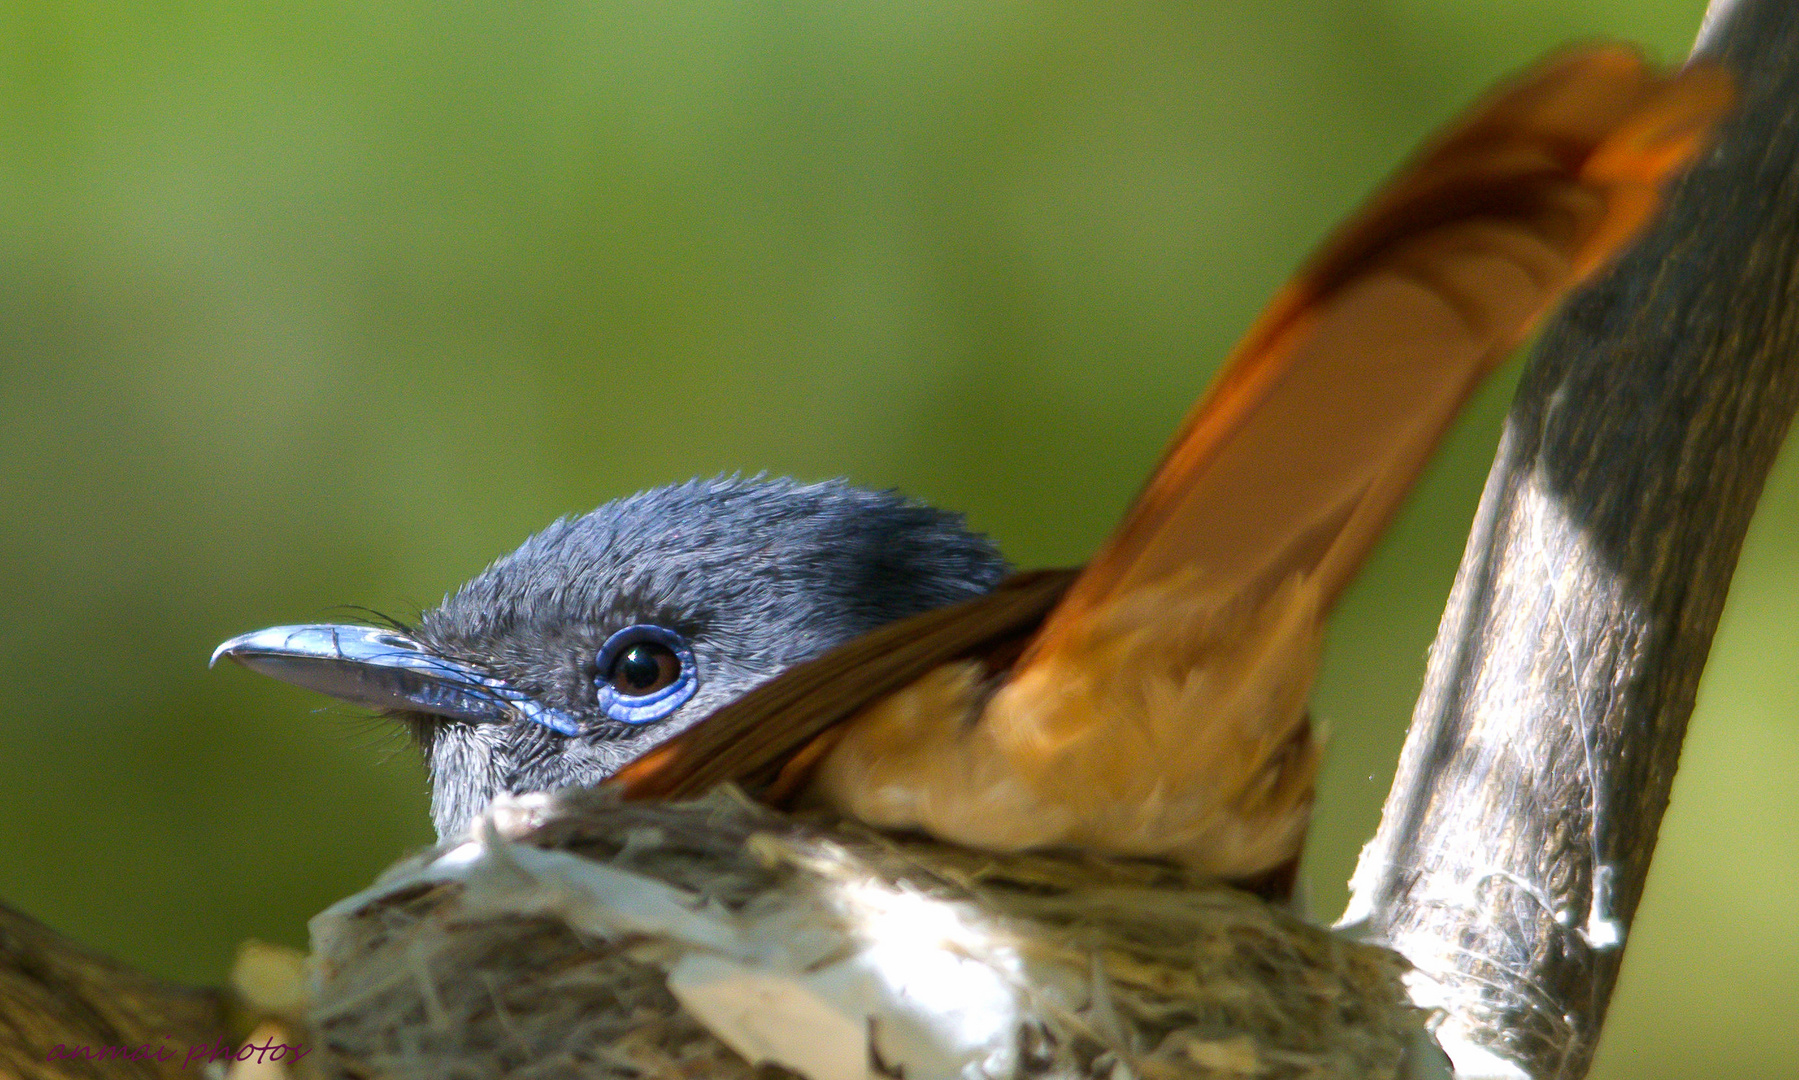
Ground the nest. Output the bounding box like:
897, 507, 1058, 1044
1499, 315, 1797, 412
302, 788, 1431, 1080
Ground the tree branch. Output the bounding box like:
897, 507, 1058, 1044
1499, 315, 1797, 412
0, 903, 232, 1080
1341, 2, 1799, 1077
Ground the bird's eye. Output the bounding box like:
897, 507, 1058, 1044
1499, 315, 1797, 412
593, 624, 697, 725
610, 642, 679, 695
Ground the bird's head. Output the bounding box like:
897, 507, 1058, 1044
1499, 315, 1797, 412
213, 476, 1009, 838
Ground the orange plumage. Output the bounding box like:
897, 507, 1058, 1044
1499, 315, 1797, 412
613, 47, 1731, 886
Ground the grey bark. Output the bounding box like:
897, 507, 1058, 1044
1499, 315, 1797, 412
1342, 2, 1799, 1077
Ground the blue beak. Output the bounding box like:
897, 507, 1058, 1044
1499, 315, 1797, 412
211, 624, 582, 736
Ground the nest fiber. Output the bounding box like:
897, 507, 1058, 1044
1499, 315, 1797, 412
306, 789, 1427, 1080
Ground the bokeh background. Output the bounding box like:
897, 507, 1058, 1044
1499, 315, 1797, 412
3, 0, 1794, 1075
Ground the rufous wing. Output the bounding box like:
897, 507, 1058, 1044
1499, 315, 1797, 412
803, 47, 1731, 879
609, 569, 1077, 799
618, 47, 1730, 881
1036, 46, 1732, 643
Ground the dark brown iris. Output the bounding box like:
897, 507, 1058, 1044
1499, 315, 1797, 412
608, 642, 680, 695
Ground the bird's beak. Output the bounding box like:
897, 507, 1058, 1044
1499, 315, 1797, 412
210, 624, 582, 736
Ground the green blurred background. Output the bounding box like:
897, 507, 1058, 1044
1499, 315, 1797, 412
2, 0, 1793, 1075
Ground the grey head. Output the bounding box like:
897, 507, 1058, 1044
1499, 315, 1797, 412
214, 477, 1009, 839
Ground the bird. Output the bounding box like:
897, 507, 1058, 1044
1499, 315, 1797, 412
215, 479, 1013, 840
214, 47, 1729, 891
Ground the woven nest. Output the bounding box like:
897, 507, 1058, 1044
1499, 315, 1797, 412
300, 788, 1432, 1080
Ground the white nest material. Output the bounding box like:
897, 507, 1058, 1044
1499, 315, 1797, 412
305, 788, 1429, 1080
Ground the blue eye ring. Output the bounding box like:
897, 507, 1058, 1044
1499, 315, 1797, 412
594, 624, 697, 725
